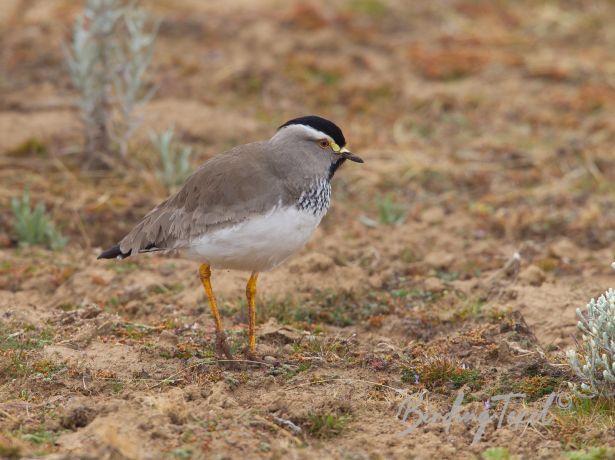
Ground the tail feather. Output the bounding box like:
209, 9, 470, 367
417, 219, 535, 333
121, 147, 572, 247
97, 242, 161, 260
97, 245, 131, 260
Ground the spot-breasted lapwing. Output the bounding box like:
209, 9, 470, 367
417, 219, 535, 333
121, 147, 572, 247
98, 116, 363, 359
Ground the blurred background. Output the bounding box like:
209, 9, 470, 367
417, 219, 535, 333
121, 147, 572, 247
1, 0, 614, 252
1, 1, 615, 457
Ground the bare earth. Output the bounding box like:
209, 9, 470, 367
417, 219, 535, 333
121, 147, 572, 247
1, 1, 615, 459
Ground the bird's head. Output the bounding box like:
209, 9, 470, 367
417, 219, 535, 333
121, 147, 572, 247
270, 115, 363, 179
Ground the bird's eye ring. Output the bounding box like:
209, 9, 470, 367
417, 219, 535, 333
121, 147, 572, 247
318, 139, 330, 149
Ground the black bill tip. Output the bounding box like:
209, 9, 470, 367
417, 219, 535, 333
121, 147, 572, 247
343, 151, 364, 163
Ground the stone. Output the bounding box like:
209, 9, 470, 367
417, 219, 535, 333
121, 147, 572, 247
519, 265, 546, 286
424, 251, 455, 269
424, 277, 445, 292
420, 207, 445, 224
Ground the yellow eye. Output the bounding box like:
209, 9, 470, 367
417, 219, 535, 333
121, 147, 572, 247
318, 139, 330, 149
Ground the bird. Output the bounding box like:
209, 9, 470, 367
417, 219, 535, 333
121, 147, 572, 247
98, 115, 363, 360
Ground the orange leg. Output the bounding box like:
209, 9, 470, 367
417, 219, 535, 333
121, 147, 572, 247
199, 264, 232, 360
245, 272, 259, 358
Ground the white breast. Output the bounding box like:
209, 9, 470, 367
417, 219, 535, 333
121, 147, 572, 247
181, 205, 325, 272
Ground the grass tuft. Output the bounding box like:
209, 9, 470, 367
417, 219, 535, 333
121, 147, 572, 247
7, 138, 47, 157
554, 396, 615, 435
405, 356, 483, 391
346, 0, 387, 18
258, 291, 388, 328
481, 447, 518, 460
0, 445, 21, 459
306, 412, 351, 438
511, 375, 561, 402
564, 447, 615, 460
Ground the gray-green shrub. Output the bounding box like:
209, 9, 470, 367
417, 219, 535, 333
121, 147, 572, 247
11, 188, 67, 250
65, 0, 158, 168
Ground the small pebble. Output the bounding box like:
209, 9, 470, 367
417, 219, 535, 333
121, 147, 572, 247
424, 277, 445, 292
519, 265, 546, 287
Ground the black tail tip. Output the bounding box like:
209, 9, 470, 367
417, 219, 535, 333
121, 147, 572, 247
98, 245, 130, 260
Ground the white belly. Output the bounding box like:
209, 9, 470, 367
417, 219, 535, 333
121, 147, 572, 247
181, 206, 324, 272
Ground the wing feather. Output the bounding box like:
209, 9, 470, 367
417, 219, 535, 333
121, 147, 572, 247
118, 142, 291, 256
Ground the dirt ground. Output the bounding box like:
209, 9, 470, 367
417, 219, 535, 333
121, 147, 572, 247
1, 0, 615, 459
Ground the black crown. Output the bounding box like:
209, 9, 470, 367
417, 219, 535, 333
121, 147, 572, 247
279, 115, 346, 148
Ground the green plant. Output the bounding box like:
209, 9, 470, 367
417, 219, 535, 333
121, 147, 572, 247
8, 138, 47, 156
406, 356, 483, 390
306, 412, 350, 438
553, 396, 615, 436
150, 128, 193, 190
564, 447, 615, 460
481, 447, 518, 460
10, 188, 67, 250
347, 0, 387, 18
172, 447, 193, 459
1, 323, 57, 379
65, 0, 158, 168
21, 429, 60, 445
0, 444, 21, 459
567, 287, 615, 397
377, 194, 406, 225
456, 298, 485, 321
0, 323, 55, 352
510, 375, 560, 402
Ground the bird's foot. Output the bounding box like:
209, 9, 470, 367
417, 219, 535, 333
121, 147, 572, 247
243, 347, 259, 362
215, 333, 233, 361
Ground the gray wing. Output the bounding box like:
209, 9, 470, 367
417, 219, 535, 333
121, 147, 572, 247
117, 142, 290, 256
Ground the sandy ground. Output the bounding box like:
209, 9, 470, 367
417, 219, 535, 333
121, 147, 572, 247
1, 0, 615, 458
